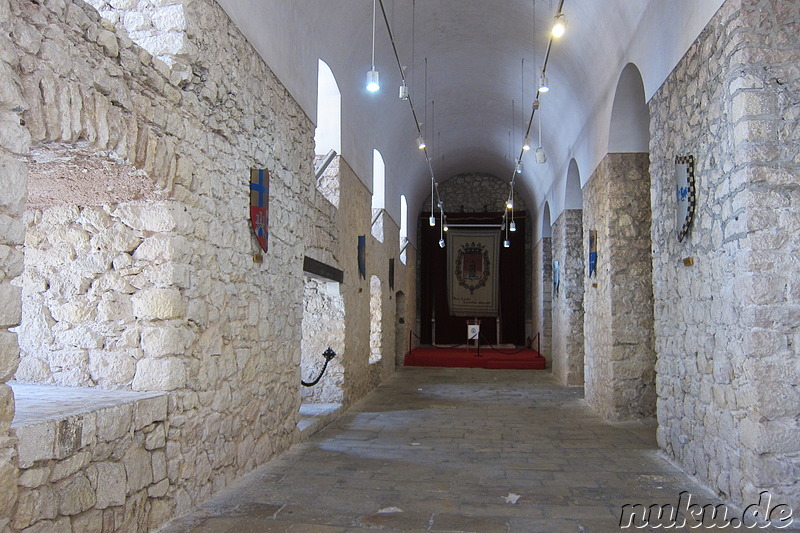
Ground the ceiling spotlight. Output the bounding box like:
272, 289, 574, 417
429, 215, 436, 226
366, 69, 380, 92
533, 99, 540, 110
443, 223, 449, 232
538, 73, 549, 93
504, 239, 510, 248
552, 13, 567, 38
506, 199, 514, 209
515, 161, 524, 174
439, 238, 445, 248
522, 135, 532, 151
510, 220, 517, 232
399, 82, 409, 100
535, 147, 547, 164
417, 135, 426, 150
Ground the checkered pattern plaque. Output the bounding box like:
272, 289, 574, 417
675, 155, 696, 242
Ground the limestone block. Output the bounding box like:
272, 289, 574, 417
96, 293, 134, 322
144, 424, 165, 450
50, 450, 90, 482
146, 263, 190, 288
141, 325, 193, 357
132, 357, 185, 391
0, 330, 19, 382
90, 223, 142, 253
12, 486, 57, 529
69, 509, 102, 533
152, 5, 185, 32
123, 444, 152, 493
151, 448, 167, 482
97, 29, 119, 57
134, 395, 167, 429
88, 350, 136, 387
113, 203, 193, 234
53, 326, 103, 349
96, 403, 132, 442
89, 461, 126, 509
17, 467, 49, 489
131, 287, 184, 320
0, 282, 20, 329
133, 234, 190, 263
0, 112, 29, 155
14, 421, 56, 468
0, 457, 16, 516
49, 301, 94, 323
0, 215, 24, 249
147, 477, 169, 498
48, 349, 89, 386
13, 357, 50, 384
58, 473, 95, 515
18, 517, 71, 533
0, 152, 27, 213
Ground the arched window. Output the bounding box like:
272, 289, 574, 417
314, 59, 341, 156
371, 149, 385, 242
399, 195, 408, 264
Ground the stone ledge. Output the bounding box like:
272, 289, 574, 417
296, 402, 342, 441
10, 382, 166, 468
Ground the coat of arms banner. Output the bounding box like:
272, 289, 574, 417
447, 229, 500, 317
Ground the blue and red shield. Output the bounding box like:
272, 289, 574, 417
250, 168, 269, 252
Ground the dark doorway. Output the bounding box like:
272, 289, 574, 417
420, 212, 526, 346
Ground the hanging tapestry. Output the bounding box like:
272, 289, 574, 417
447, 229, 500, 317
358, 235, 366, 279
249, 168, 270, 252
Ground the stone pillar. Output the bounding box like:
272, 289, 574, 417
0, 0, 28, 519
551, 210, 584, 386
533, 237, 552, 363
583, 153, 655, 421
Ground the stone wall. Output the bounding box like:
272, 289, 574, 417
582, 153, 655, 421
650, 0, 800, 510
551, 210, 584, 386
11, 387, 168, 531
0, 0, 27, 523
4, 0, 416, 530
532, 237, 552, 363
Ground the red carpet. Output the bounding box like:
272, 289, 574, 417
404, 346, 546, 370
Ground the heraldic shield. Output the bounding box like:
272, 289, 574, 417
250, 168, 270, 252
674, 155, 696, 242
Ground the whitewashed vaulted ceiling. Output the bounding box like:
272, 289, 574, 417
217, 0, 724, 237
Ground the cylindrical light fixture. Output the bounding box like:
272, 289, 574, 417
539, 73, 549, 93
535, 147, 547, 164
515, 160, 524, 174
551, 13, 567, 38
429, 215, 436, 226
399, 83, 409, 100
510, 220, 517, 232
366, 69, 380, 92
522, 135, 532, 151
417, 135, 426, 150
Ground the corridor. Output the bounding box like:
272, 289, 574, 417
159, 368, 740, 533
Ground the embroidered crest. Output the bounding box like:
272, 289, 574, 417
455, 241, 491, 295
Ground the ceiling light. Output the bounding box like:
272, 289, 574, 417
510, 221, 517, 232
535, 147, 547, 164
504, 239, 510, 248
522, 135, 532, 151
515, 161, 524, 174
399, 82, 409, 100
552, 13, 567, 38
366, 69, 380, 92
506, 199, 514, 209
439, 238, 445, 248
429, 215, 436, 226
417, 135, 426, 150
443, 223, 449, 232
538, 73, 549, 93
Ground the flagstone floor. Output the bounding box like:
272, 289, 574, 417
157, 367, 773, 533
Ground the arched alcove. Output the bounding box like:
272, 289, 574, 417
369, 275, 383, 364
608, 63, 650, 153
542, 202, 552, 238
565, 159, 583, 209
399, 195, 408, 265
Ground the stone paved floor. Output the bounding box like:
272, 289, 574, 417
158, 368, 779, 533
